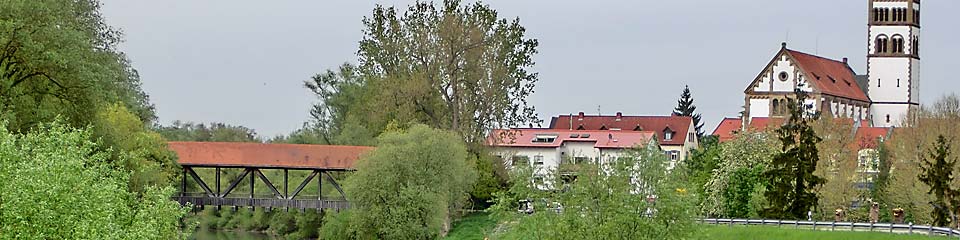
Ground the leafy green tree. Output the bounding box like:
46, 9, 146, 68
673, 85, 704, 137
702, 131, 779, 218
761, 87, 826, 219
355, 0, 540, 143
492, 146, 698, 239
680, 135, 720, 205
322, 125, 478, 239
156, 121, 261, 142
918, 135, 960, 227
303, 63, 367, 145
0, 0, 155, 131
0, 121, 188, 239
91, 103, 179, 194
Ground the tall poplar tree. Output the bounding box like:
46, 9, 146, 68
761, 86, 826, 219
918, 135, 960, 227
673, 85, 704, 138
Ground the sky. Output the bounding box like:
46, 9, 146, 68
101, 0, 960, 137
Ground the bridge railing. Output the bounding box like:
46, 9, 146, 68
176, 195, 350, 211
702, 218, 960, 238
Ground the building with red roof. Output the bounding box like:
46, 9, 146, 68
547, 112, 699, 162
744, 43, 871, 128
488, 128, 659, 189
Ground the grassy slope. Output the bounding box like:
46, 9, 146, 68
702, 225, 953, 240
445, 212, 498, 240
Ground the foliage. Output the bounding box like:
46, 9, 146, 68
700, 225, 954, 240
91, 103, 179, 194
156, 121, 261, 142
354, 0, 540, 143
0, 121, 188, 239
702, 131, 779, 218
491, 147, 698, 240
762, 87, 826, 220
680, 135, 721, 207
809, 116, 862, 220
673, 85, 704, 138
443, 212, 497, 240
917, 135, 960, 227
322, 125, 478, 239
0, 0, 155, 132
303, 63, 367, 145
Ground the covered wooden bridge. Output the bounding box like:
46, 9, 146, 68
169, 142, 373, 211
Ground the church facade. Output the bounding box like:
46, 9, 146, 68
742, 0, 921, 128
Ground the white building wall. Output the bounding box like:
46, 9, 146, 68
772, 55, 798, 92
755, 71, 771, 92
750, 99, 770, 118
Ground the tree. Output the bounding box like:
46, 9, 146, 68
673, 85, 704, 138
761, 87, 826, 219
0, 121, 188, 238
702, 131, 779, 218
0, 0, 156, 132
155, 121, 261, 143
492, 146, 698, 239
355, 0, 540, 143
918, 135, 960, 227
303, 63, 366, 145
322, 125, 478, 239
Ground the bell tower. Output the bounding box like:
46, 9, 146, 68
868, 0, 920, 127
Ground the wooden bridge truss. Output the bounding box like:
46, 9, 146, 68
168, 141, 373, 211
176, 166, 349, 211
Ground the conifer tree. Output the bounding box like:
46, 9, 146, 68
918, 135, 960, 227
761, 86, 826, 219
673, 85, 704, 138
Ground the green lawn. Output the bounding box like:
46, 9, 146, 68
445, 212, 498, 240
702, 225, 954, 240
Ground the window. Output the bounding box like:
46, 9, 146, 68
664, 130, 673, 141
572, 156, 589, 164
772, 100, 780, 115
892, 35, 905, 53
897, 79, 900, 87
875, 35, 889, 54
512, 156, 530, 166
878, 78, 881, 88
778, 71, 789, 81
532, 134, 557, 143
668, 151, 679, 161
688, 133, 695, 142
533, 155, 544, 165
886, 114, 891, 123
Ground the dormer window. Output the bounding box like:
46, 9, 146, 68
663, 129, 674, 141
532, 134, 558, 143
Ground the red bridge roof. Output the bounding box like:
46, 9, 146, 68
169, 142, 373, 170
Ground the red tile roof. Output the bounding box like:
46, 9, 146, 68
488, 129, 656, 149
786, 49, 870, 102
851, 127, 892, 150
169, 142, 373, 170
712, 118, 743, 143
548, 115, 693, 146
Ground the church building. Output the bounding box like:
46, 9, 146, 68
740, 0, 921, 128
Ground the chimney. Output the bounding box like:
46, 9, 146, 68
842, 57, 848, 64
616, 112, 623, 121
578, 112, 585, 121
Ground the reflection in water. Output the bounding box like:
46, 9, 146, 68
190, 229, 280, 240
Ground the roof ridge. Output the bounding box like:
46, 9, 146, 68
786, 49, 846, 65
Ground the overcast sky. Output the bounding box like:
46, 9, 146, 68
101, 0, 960, 137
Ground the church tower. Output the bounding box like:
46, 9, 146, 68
868, 0, 921, 127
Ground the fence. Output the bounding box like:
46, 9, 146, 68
702, 218, 960, 238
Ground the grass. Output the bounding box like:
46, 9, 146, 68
445, 212, 498, 240
702, 225, 955, 240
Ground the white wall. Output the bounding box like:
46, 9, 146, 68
872, 103, 909, 127
868, 57, 911, 103
772, 55, 798, 92
750, 98, 770, 118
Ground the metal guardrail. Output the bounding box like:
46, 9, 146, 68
702, 218, 960, 238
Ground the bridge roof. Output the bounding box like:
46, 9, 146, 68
169, 142, 373, 170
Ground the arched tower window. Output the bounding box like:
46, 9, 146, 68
884, 8, 890, 22
772, 99, 780, 115
875, 35, 889, 54
892, 35, 905, 53
913, 36, 919, 55
873, 8, 882, 22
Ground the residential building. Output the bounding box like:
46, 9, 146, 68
547, 112, 699, 162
